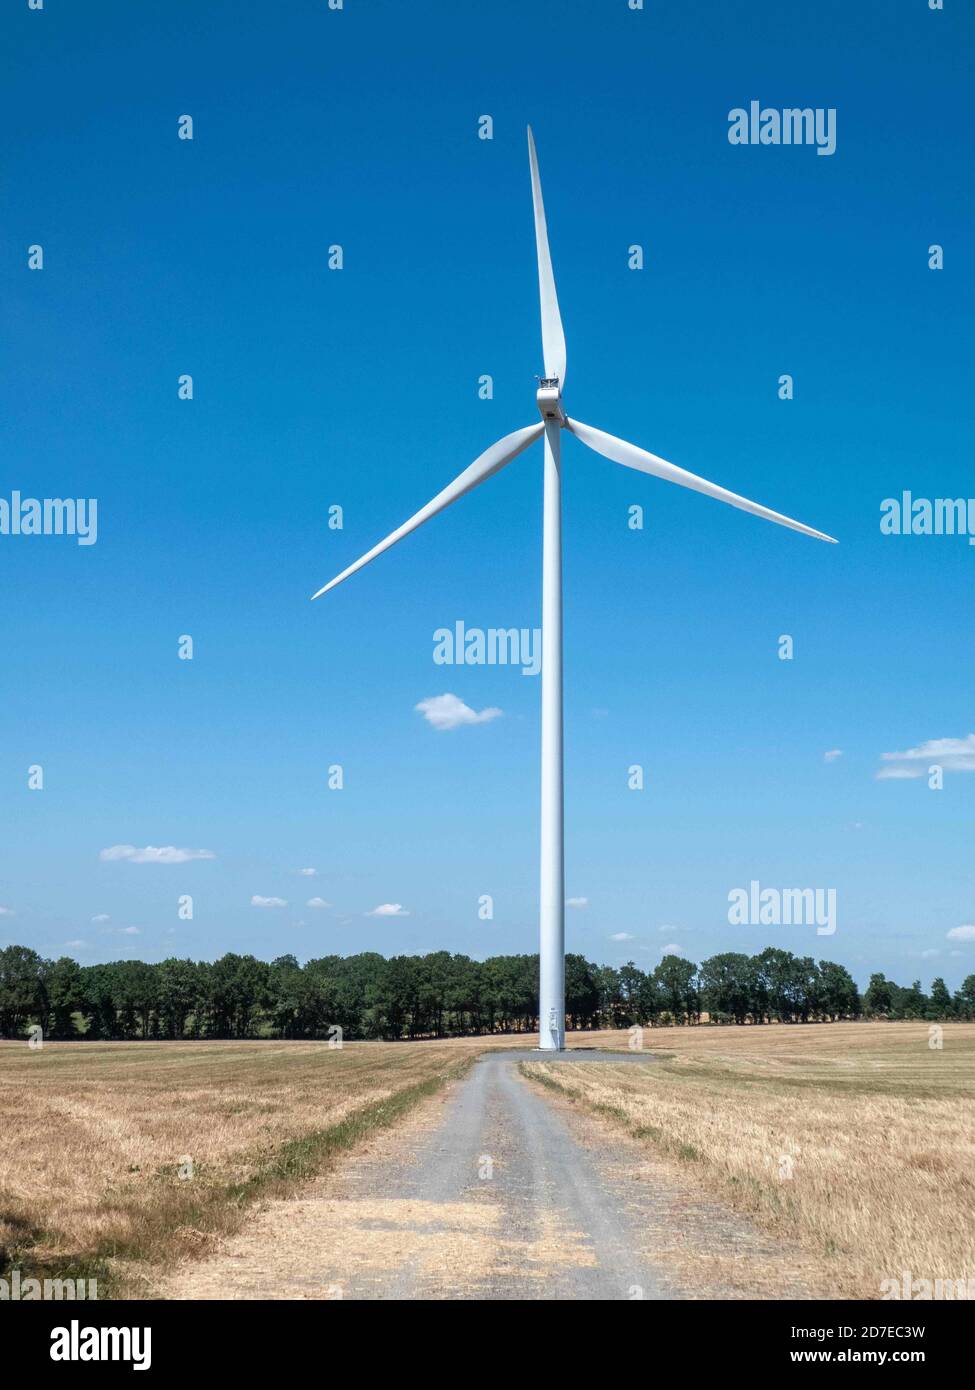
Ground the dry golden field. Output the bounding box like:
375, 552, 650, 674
526, 1021, 975, 1298
0, 1037, 487, 1292
2, 1024, 970, 1299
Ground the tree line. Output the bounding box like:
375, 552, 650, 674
0, 942, 972, 1041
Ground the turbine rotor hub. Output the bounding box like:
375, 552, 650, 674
536, 377, 566, 426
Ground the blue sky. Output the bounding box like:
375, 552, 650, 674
2, 0, 973, 988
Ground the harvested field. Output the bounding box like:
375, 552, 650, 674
524, 1021, 975, 1298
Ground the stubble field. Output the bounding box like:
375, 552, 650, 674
2, 1022, 970, 1298
526, 1021, 975, 1297
0, 1037, 484, 1292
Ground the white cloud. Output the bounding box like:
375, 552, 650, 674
415, 693, 502, 731
879, 734, 975, 780
824, 749, 843, 762
947, 924, 975, 942
306, 896, 332, 909
119, 926, 141, 936
367, 903, 410, 917
657, 924, 681, 933
251, 895, 288, 908
90, 913, 110, 924
610, 932, 633, 942
0, 906, 14, 917
100, 845, 215, 864
63, 940, 88, 949
567, 897, 589, 909
660, 943, 683, 955
298, 868, 318, 877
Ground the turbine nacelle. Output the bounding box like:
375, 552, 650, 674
536, 377, 566, 426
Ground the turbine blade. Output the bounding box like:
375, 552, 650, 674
566, 418, 837, 544
527, 126, 567, 386
311, 423, 544, 599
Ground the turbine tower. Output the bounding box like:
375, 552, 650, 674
311, 127, 836, 1052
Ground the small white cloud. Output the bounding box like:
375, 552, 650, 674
306, 896, 332, 909
251, 895, 288, 908
876, 766, 925, 781
367, 903, 410, 917
879, 734, 975, 780
947, 924, 975, 942
660, 943, 683, 955
918, 948, 940, 959
415, 693, 502, 731
63, 939, 87, 949
0, 906, 14, 917
90, 913, 110, 924
567, 896, 589, 909
824, 749, 843, 763
100, 845, 215, 864
119, 926, 141, 936
298, 868, 318, 877
610, 932, 633, 942
657, 924, 681, 933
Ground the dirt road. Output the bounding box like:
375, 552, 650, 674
157, 1051, 831, 1300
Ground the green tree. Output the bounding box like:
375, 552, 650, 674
699, 953, 753, 1024
111, 960, 159, 1039
895, 980, 928, 1020
617, 963, 648, 1026
564, 955, 600, 1030
45, 955, 85, 1038
928, 977, 953, 1020
863, 972, 893, 1018
595, 965, 624, 1028
156, 958, 202, 1039
753, 948, 798, 1022
0, 946, 48, 1037
817, 960, 860, 1019
955, 975, 975, 1022
202, 954, 268, 1038
653, 955, 698, 1025
79, 963, 117, 1038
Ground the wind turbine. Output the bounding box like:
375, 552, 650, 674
312, 127, 836, 1051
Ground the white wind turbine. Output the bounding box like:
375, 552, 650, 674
312, 127, 836, 1051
